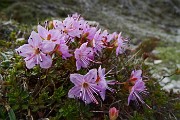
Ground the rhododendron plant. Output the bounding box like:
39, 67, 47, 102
14, 13, 153, 119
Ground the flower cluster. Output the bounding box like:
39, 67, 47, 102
16, 13, 128, 70
16, 31, 56, 69
16, 13, 149, 107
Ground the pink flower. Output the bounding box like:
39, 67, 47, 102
109, 107, 119, 120
128, 79, 148, 106
56, 37, 72, 59
127, 70, 151, 109
81, 23, 97, 40
37, 25, 60, 43
101, 30, 111, 42
53, 17, 82, 38
101, 30, 117, 47
16, 31, 55, 69
107, 32, 117, 42
115, 33, 128, 56
74, 42, 94, 70
70, 13, 84, 20
129, 70, 142, 83
92, 29, 105, 53
85, 27, 97, 40
96, 66, 115, 100
68, 69, 102, 104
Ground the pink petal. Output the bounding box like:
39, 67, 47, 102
68, 29, 82, 38
39, 54, 52, 69
98, 66, 105, 77
68, 86, 81, 98
28, 31, 42, 47
116, 46, 123, 56
134, 79, 145, 91
84, 69, 97, 83
80, 59, 90, 68
116, 47, 120, 56
24, 56, 36, 69
128, 92, 134, 105
49, 29, 60, 41
16, 44, 34, 57
53, 20, 63, 29
70, 74, 84, 86
99, 89, 106, 101
76, 60, 82, 70
87, 27, 97, 40
60, 44, 72, 59
74, 49, 81, 59
79, 42, 88, 51
133, 70, 142, 78
85, 47, 94, 57
37, 25, 49, 39
40, 40, 56, 53
83, 91, 93, 104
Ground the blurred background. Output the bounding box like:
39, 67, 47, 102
0, 0, 180, 91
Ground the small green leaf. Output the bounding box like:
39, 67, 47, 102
0, 52, 8, 60
8, 109, 16, 120
5, 105, 16, 120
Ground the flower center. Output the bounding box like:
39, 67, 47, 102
47, 34, 51, 40
35, 48, 40, 54
83, 82, 89, 88
95, 76, 100, 83
129, 77, 137, 85
64, 29, 68, 33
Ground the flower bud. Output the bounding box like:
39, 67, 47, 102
109, 107, 119, 120
48, 21, 54, 29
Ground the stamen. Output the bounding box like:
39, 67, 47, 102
89, 85, 99, 95
36, 55, 39, 65
132, 93, 139, 106
89, 84, 101, 93
87, 57, 101, 64
87, 88, 98, 104
82, 89, 86, 102
107, 87, 114, 92
39, 55, 43, 62
81, 58, 89, 66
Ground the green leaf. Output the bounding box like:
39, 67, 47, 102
0, 52, 8, 60
8, 109, 16, 120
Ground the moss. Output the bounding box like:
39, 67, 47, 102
0, 0, 15, 11
61, 0, 77, 5
156, 45, 180, 64
2, 2, 50, 24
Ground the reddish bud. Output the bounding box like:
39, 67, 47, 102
109, 107, 119, 120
